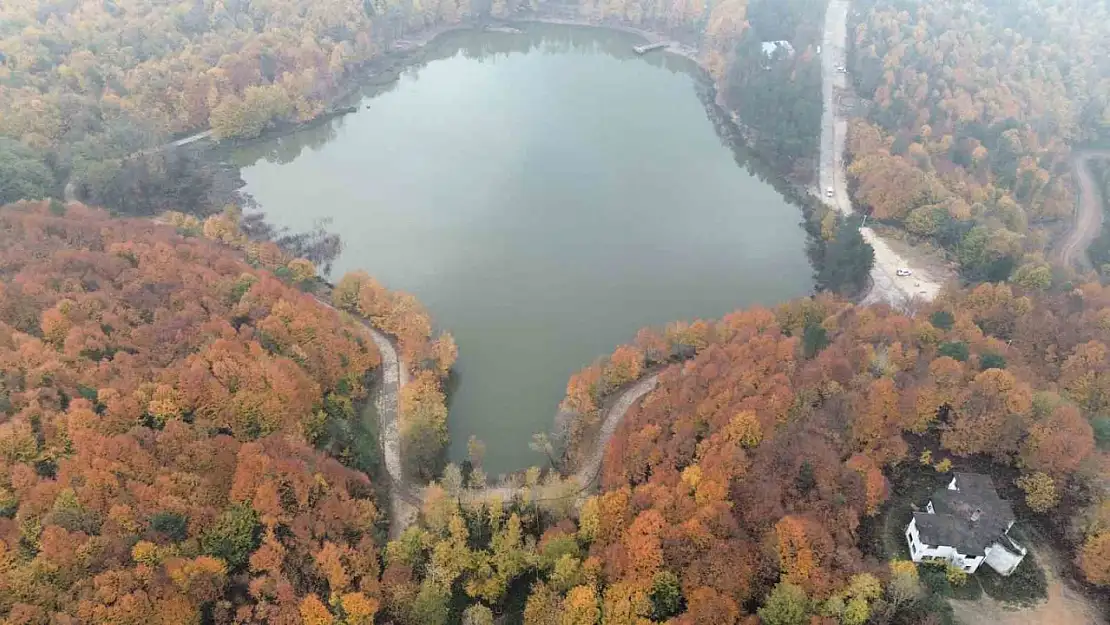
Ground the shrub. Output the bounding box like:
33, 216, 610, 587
930, 310, 955, 330
979, 352, 1007, 370
945, 564, 968, 587
649, 571, 683, 620
150, 511, 189, 542
918, 563, 952, 597
1016, 472, 1059, 512
1092, 416, 1110, 450
938, 341, 970, 362
201, 504, 261, 571
803, 323, 829, 358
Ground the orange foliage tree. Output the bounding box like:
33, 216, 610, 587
0, 202, 382, 622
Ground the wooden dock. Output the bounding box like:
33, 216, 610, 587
633, 42, 668, 54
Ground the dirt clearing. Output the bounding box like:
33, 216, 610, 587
950, 544, 1106, 625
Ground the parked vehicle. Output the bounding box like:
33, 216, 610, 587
826, 187, 835, 198
896, 268, 913, 276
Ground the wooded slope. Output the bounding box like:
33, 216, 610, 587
0, 202, 385, 624
848, 0, 1110, 281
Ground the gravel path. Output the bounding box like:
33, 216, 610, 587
819, 0, 947, 306
362, 322, 418, 537
571, 375, 658, 489
1059, 150, 1110, 271
439, 374, 658, 514
342, 305, 658, 534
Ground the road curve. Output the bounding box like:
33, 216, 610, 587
571, 374, 658, 490
337, 302, 659, 535
312, 298, 415, 536
1059, 150, 1110, 271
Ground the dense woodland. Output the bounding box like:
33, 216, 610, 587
0, 202, 386, 623
719, 0, 824, 177
846, 0, 1110, 281
348, 273, 1110, 624
533, 279, 1110, 624
12, 196, 1110, 624
8, 0, 1110, 623
0, 0, 504, 218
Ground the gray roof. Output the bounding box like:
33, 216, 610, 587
913, 473, 1015, 556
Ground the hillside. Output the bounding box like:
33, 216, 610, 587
0, 202, 385, 623
846, 0, 1110, 281
381, 282, 1110, 624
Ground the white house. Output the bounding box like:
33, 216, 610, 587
905, 473, 1027, 576
760, 40, 795, 61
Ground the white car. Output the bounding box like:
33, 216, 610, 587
826, 187, 834, 198
896, 268, 913, 277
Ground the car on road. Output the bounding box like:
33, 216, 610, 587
896, 268, 913, 276
835, 65, 847, 73
826, 187, 834, 198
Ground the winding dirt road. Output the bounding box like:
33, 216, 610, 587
346, 311, 659, 536
1059, 150, 1110, 271
362, 323, 421, 537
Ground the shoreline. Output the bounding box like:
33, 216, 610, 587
218, 19, 829, 489
202, 17, 724, 158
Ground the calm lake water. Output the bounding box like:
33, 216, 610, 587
231, 24, 813, 477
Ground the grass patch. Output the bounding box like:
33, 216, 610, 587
977, 547, 1048, 607
919, 563, 984, 601
871, 465, 947, 560
952, 577, 985, 601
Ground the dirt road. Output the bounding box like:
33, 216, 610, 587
1059, 151, 1110, 271
819, 0, 948, 306
950, 543, 1106, 625
344, 307, 659, 535
362, 323, 420, 538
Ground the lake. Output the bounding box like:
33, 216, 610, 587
231, 24, 814, 477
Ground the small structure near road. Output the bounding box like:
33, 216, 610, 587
761, 40, 795, 58
633, 42, 668, 54
761, 40, 795, 69
906, 473, 1028, 575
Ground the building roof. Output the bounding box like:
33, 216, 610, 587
761, 40, 796, 57
914, 473, 1016, 556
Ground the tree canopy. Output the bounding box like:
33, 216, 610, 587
0, 201, 384, 623
846, 0, 1110, 279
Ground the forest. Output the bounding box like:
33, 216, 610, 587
0, 201, 386, 623
10, 202, 1110, 624
510, 278, 1110, 625
7, 0, 1110, 622
0, 0, 503, 219
845, 0, 1110, 281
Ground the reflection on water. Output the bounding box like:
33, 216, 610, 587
231, 25, 700, 169
232, 23, 815, 477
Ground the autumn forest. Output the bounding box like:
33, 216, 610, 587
5, 0, 1110, 623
